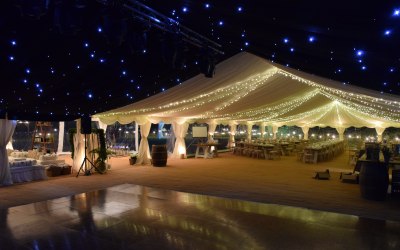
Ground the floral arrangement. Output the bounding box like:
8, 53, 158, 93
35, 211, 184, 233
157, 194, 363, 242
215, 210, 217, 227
130, 152, 138, 159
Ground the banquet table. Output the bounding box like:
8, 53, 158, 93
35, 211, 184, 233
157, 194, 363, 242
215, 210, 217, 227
303, 148, 320, 163
259, 144, 275, 159
8, 158, 48, 183
303, 140, 344, 163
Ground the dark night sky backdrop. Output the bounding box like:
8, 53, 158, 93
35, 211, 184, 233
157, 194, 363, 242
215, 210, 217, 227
1, 0, 399, 121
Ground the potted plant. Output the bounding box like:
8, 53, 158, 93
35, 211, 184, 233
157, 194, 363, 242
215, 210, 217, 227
129, 153, 138, 165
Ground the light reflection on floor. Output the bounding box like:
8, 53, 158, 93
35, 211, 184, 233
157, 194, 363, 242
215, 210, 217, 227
0, 183, 399, 249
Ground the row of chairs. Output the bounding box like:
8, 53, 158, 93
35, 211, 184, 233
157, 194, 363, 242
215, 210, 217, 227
300, 142, 345, 163
233, 144, 282, 160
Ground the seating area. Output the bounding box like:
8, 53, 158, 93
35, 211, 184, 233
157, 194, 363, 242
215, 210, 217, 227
7, 149, 71, 183
233, 139, 304, 160
232, 139, 346, 163
302, 140, 345, 164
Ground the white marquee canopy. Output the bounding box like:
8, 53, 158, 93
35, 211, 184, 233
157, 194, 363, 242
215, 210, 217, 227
94, 52, 400, 130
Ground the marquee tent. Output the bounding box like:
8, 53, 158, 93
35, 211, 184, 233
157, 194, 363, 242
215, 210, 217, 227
93, 52, 400, 162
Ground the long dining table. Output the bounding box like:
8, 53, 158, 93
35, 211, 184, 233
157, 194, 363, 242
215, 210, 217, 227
237, 142, 275, 159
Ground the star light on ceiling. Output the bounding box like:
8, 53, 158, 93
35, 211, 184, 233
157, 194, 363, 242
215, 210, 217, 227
356, 50, 364, 57
2, 1, 400, 120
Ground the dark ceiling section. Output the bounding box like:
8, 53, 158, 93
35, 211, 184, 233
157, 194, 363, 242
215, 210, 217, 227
1, 0, 400, 121
1, 0, 210, 120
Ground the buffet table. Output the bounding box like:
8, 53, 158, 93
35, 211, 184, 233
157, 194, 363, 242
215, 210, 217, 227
8, 158, 48, 183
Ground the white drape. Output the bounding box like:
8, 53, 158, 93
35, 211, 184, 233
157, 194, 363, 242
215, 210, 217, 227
247, 122, 254, 142
0, 119, 16, 186
72, 118, 100, 173
171, 121, 189, 158
301, 126, 309, 140
57, 121, 64, 154
208, 121, 218, 141
336, 127, 346, 140
6, 140, 13, 150
72, 120, 84, 173
375, 127, 386, 142
260, 122, 267, 138
228, 122, 237, 148
272, 125, 278, 139
98, 120, 108, 131
136, 121, 152, 165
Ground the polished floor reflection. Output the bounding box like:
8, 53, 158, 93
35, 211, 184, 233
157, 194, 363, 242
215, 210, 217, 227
0, 184, 399, 250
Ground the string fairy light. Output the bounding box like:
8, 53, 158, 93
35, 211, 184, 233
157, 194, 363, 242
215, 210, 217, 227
95, 64, 400, 129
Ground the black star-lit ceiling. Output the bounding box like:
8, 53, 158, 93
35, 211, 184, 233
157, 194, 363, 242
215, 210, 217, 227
1, 0, 400, 121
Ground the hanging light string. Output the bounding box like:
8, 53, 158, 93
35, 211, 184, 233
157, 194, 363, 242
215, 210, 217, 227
320, 91, 400, 122
276, 70, 400, 111
96, 68, 278, 117
95, 66, 400, 128
199, 89, 320, 120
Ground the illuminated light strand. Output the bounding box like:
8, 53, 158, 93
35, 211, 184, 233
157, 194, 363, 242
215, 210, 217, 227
163, 75, 269, 116
201, 89, 320, 120
334, 102, 343, 125
341, 103, 400, 124
213, 70, 279, 112
96, 66, 400, 129
276, 70, 400, 112
313, 82, 400, 118
320, 91, 400, 120
261, 102, 335, 125
210, 100, 334, 124
97, 69, 278, 117
159, 69, 279, 116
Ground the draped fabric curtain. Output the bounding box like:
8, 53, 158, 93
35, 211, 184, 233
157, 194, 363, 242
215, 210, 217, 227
272, 125, 278, 139
57, 121, 65, 154
228, 122, 237, 148
97, 120, 108, 131
208, 121, 218, 141
336, 127, 346, 140
171, 121, 189, 158
72, 120, 84, 173
301, 126, 309, 140
6, 140, 13, 150
375, 127, 386, 142
136, 121, 151, 165
0, 119, 16, 186
260, 123, 266, 139
87, 133, 99, 165
247, 122, 254, 142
